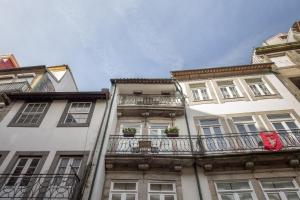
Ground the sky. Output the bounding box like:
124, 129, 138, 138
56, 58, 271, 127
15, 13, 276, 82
0, 0, 300, 91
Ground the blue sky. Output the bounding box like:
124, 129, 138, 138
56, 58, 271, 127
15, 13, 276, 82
0, 0, 299, 90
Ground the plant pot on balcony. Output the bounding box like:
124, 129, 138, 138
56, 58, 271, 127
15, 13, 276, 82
123, 128, 136, 137
165, 127, 179, 137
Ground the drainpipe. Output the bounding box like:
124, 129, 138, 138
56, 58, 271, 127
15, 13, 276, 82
84, 84, 117, 200
173, 80, 204, 200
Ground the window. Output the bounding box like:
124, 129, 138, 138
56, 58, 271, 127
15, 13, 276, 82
53, 156, 82, 186
198, 118, 226, 150
233, 116, 258, 134
9, 102, 49, 127
268, 54, 295, 68
148, 183, 177, 200
246, 78, 272, 96
260, 179, 300, 200
5, 157, 41, 187
190, 83, 210, 101
199, 119, 223, 136
148, 123, 169, 136
216, 181, 255, 200
217, 81, 241, 99
109, 182, 137, 200
267, 113, 299, 132
58, 102, 95, 127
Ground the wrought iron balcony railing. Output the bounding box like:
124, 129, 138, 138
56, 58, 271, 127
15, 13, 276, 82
107, 130, 300, 156
0, 81, 31, 93
118, 94, 183, 106
107, 135, 192, 155
0, 174, 80, 199
198, 130, 300, 154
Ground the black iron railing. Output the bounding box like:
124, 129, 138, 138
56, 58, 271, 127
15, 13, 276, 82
107, 130, 300, 156
0, 174, 80, 199
118, 94, 183, 106
198, 130, 300, 154
107, 135, 192, 155
0, 81, 31, 92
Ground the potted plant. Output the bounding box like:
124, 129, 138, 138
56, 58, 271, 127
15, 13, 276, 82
122, 128, 136, 137
165, 127, 179, 137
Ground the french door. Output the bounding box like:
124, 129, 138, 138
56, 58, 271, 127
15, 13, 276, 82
148, 123, 171, 153
1, 157, 41, 198
199, 119, 227, 151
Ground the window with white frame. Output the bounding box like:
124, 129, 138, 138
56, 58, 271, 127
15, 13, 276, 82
217, 81, 241, 99
148, 182, 177, 200
233, 116, 258, 134
9, 103, 48, 126
63, 102, 92, 124
268, 53, 295, 68
109, 182, 137, 200
267, 113, 299, 132
215, 181, 256, 200
246, 78, 272, 96
260, 179, 300, 200
199, 118, 223, 136
190, 83, 210, 101
53, 156, 82, 186
148, 123, 169, 136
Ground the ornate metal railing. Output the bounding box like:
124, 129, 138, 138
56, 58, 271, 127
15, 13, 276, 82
107, 130, 300, 156
0, 174, 80, 199
198, 130, 300, 154
0, 81, 31, 92
107, 135, 192, 155
118, 94, 183, 106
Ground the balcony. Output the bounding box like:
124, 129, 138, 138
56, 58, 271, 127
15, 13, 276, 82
107, 135, 192, 155
0, 174, 80, 199
106, 130, 300, 170
0, 81, 31, 93
107, 130, 300, 156
117, 94, 184, 117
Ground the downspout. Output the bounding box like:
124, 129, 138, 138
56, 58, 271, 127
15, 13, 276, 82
87, 84, 117, 200
173, 79, 204, 200
79, 91, 110, 199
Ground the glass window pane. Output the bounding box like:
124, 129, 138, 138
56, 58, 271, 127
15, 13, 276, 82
126, 194, 136, 200
150, 195, 160, 200
217, 183, 231, 190
286, 122, 298, 130
200, 119, 220, 126
165, 195, 175, 200
272, 123, 285, 131
247, 124, 258, 132
220, 194, 234, 200
213, 127, 222, 135
231, 182, 250, 190
237, 124, 247, 133
238, 193, 253, 200
285, 192, 300, 200
203, 128, 211, 135
150, 183, 173, 191
267, 193, 282, 200
113, 183, 136, 190
111, 194, 122, 200
268, 114, 292, 120
274, 181, 295, 188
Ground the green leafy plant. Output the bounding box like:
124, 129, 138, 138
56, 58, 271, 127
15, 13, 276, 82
164, 127, 179, 137
122, 128, 137, 137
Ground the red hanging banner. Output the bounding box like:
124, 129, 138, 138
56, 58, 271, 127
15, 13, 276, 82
259, 131, 282, 151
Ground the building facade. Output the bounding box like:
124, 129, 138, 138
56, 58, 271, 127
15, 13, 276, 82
252, 21, 300, 102
0, 91, 109, 199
